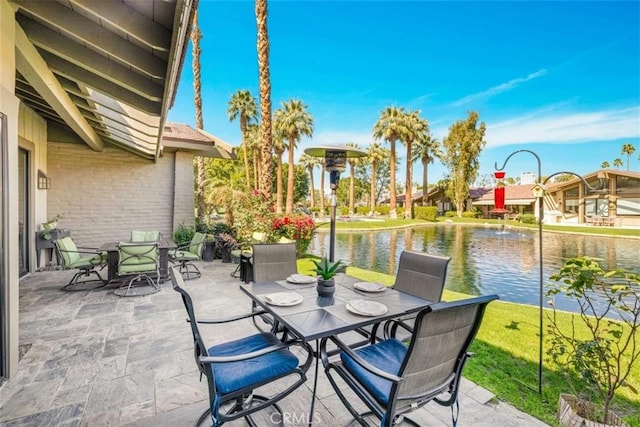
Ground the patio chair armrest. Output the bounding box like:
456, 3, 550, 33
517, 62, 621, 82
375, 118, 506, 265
320, 335, 403, 384
199, 342, 288, 364
384, 318, 413, 339
191, 310, 269, 325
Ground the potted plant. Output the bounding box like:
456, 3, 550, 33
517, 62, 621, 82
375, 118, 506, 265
40, 213, 64, 240
546, 256, 640, 427
312, 257, 346, 297
216, 232, 238, 263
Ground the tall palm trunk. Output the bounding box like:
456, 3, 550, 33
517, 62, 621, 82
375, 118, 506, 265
308, 166, 316, 208
422, 158, 429, 205
389, 141, 397, 219
405, 139, 413, 219
253, 149, 260, 189
255, 0, 273, 198
286, 137, 295, 213
320, 160, 326, 215
191, 12, 206, 222
370, 162, 377, 215
276, 149, 284, 214
240, 115, 251, 189
349, 162, 355, 215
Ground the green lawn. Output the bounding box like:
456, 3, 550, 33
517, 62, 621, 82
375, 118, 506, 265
296, 257, 640, 426
313, 216, 640, 238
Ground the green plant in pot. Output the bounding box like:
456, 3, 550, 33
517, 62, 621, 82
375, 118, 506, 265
40, 213, 64, 240
546, 256, 640, 427
312, 257, 345, 297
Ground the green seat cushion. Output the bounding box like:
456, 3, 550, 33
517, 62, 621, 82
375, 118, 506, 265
68, 253, 104, 269
55, 236, 80, 265
131, 230, 160, 242
170, 250, 200, 260
118, 243, 158, 274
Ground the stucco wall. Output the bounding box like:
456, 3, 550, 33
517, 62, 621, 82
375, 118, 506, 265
46, 142, 183, 247
172, 151, 195, 230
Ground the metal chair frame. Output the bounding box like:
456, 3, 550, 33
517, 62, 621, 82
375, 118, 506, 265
115, 242, 160, 297
169, 267, 313, 426
54, 236, 107, 292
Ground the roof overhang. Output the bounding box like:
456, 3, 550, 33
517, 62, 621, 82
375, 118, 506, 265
12, 0, 197, 161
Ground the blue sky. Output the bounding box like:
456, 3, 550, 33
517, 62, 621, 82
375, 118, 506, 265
168, 1, 640, 187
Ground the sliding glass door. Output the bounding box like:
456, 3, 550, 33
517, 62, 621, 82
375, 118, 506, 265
18, 148, 28, 276
0, 112, 7, 381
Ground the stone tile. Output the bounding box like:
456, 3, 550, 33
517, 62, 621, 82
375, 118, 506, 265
42, 335, 106, 371
0, 378, 63, 422
51, 385, 91, 409
61, 355, 127, 390
0, 403, 83, 427
75, 302, 117, 319
103, 336, 129, 358
154, 372, 207, 414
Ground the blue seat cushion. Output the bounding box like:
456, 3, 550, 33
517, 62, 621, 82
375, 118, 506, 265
210, 332, 299, 395
340, 338, 407, 405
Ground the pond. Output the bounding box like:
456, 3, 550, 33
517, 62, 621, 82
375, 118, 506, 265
310, 224, 640, 314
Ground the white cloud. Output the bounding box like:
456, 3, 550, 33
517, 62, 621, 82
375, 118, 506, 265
486, 106, 640, 147
452, 69, 548, 107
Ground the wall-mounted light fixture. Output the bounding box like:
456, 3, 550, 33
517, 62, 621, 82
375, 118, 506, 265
37, 170, 51, 190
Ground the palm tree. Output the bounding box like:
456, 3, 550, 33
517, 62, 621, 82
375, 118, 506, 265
373, 106, 405, 219
613, 158, 623, 169
255, 0, 273, 197
346, 142, 361, 215
246, 123, 261, 189
319, 158, 326, 215
272, 123, 286, 214
412, 132, 443, 206
191, 11, 206, 222
601, 161, 610, 169
227, 90, 257, 189
299, 153, 318, 208
401, 110, 429, 219
274, 99, 314, 214
366, 142, 386, 215
622, 143, 636, 171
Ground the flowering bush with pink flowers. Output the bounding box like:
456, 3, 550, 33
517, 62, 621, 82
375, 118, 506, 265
272, 214, 316, 257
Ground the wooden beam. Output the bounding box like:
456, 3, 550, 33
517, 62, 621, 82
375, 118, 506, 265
14, 23, 103, 151
41, 51, 162, 114
18, 17, 164, 102
13, 1, 168, 77
66, 0, 171, 53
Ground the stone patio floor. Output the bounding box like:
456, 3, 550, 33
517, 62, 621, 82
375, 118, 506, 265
0, 260, 549, 426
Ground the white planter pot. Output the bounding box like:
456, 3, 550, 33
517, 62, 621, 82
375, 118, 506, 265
558, 394, 628, 427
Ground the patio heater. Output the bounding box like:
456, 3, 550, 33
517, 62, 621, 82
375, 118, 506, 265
304, 145, 367, 262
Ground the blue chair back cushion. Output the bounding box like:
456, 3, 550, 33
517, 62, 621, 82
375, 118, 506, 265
211, 332, 299, 395
340, 338, 407, 405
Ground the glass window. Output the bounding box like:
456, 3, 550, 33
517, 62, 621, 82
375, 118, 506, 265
616, 176, 640, 194
618, 198, 640, 216
564, 187, 579, 197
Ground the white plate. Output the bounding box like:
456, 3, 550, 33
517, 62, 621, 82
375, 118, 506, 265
286, 274, 317, 284
263, 292, 304, 306
346, 299, 388, 317
354, 282, 386, 293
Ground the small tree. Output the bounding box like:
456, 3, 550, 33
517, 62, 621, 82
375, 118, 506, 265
546, 257, 640, 425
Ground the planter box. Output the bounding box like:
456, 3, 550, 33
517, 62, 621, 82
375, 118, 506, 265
558, 394, 629, 427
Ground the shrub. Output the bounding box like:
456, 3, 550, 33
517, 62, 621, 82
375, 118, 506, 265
356, 206, 370, 215
173, 224, 195, 247
339, 206, 349, 216
520, 214, 537, 224
414, 206, 438, 221
375, 206, 390, 216
462, 211, 479, 218
272, 215, 316, 257
445, 211, 457, 217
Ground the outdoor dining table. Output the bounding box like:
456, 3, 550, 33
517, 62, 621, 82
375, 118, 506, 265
99, 238, 177, 283
240, 275, 433, 425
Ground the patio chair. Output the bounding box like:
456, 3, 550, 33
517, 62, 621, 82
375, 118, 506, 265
53, 236, 107, 291
320, 294, 499, 427
231, 231, 267, 279
169, 232, 205, 280
169, 267, 313, 427
355, 251, 451, 344
248, 243, 299, 333
115, 242, 160, 297
130, 230, 160, 242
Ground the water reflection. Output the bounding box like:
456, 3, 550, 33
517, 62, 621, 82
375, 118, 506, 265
310, 224, 640, 314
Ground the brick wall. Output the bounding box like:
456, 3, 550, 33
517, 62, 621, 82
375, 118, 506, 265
172, 151, 195, 230
47, 142, 194, 247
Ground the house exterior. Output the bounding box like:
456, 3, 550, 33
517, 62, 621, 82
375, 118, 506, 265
0, 0, 226, 380
545, 170, 640, 226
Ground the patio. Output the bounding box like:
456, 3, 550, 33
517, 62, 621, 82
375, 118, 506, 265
0, 261, 548, 426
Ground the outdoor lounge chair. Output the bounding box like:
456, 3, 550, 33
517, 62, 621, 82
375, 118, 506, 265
169, 232, 205, 280
169, 267, 313, 427
230, 231, 267, 279
383, 251, 451, 340
320, 294, 499, 427
53, 236, 107, 291
115, 242, 159, 297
